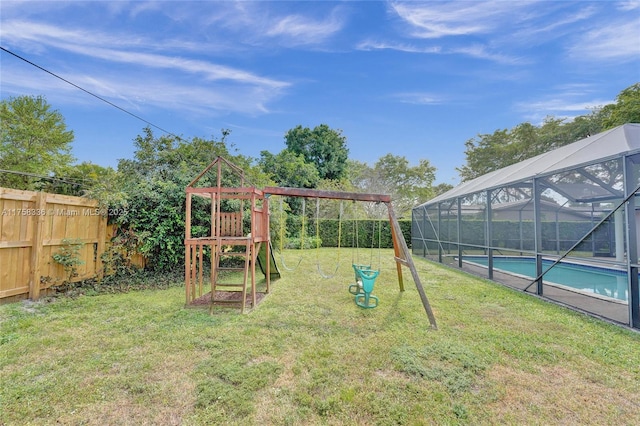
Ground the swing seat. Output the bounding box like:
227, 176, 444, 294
351, 264, 379, 309
348, 264, 371, 295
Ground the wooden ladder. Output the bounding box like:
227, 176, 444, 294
209, 239, 254, 313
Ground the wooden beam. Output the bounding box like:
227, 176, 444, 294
264, 196, 271, 293
29, 191, 45, 300
387, 203, 438, 329
393, 256, 410, 267
96, 213, 107, 280
187, 186, 263, 195
187, 156, 247, 188
390, 218, 405, 292
263, 186, 391, 203
184, 192, 192, 305
0, 240, 31, 249
0, 187, 36, 201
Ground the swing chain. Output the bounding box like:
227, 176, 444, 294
315, 197, 342, 279
277, 196, 304, 271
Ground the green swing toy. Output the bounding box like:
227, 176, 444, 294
351, 264, 379, 308
349, 212, 382, 309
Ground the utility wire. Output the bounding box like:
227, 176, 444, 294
0, 45, 184, 141
0, 168, 84, 186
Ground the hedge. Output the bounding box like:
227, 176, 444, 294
280, 218, 411, 249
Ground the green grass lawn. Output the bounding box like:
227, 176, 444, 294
1, 248, 639, 425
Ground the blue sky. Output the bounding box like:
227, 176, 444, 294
1, 1, 639, 185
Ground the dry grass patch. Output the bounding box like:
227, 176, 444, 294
486, 364, 640, 424
53, 397, 187, 426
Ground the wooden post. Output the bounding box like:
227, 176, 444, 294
251, 242, 258, 308
96, 212, 108, 280
214, 191, 218, 237
191, 244, 197, 301
387, 202, 437, 329
388, 212, 405, 292
29, 191, 45, 300
185, 243, 191, 305
185, 192, 192, 305
264, 196, 270, 293
198, 243, 203, 298
250, 191, 256, 307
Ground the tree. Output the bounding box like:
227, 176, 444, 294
457, 84, 640, 182
258, 149, 319, 189
116, 127, 268, 271
564, 108, 606, 139
0, 95, 74, 190
349, 154, 436, 217
601, 83, 640, 128
373, 154, 436, 216
45, 162, 126, 207
259, 149, 320, 216
284, 124, 349, 181
433, 182, 454, 197
457, 129, 512, 182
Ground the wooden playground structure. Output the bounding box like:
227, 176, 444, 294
184, 157, 437, 328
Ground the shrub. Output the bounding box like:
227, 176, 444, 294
52, 238, 85, 281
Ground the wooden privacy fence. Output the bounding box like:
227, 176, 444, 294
0, 187, 108, 301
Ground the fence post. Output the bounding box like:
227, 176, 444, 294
96, 213, 108, 280
29, 191, 45, 300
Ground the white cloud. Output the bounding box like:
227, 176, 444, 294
156, 2, 348, 48
387, 1, 634, 67
0, 18, 291, 116
1, 60, 281, 116
265, 9, 346, 46
356, 39, 522, 65
389, 1, 534, 39
522, 98, 614, 112
1, 20, 289, 87
449, 45, 526, 65
392, 92, 443, 105
515, 91, 615, 124
617, 1, 640, 12
2, 20, 201, 54
356, 40, 441, 54
568, 19, 640, 61
371, 2, 543, 64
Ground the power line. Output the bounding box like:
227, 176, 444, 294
0, 168, 84, 186
0, 45, 184, 141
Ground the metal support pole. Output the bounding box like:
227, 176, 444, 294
533, 178, 543, 295
437, 204, 442, 262
487, 190, 494, 280
457, 198, 463, 268
624, 156, 640, 328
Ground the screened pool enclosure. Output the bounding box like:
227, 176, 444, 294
412, 124, 640, 329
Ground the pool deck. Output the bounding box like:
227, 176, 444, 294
454, 261, 630, 325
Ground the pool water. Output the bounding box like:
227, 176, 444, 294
463, 256, 629, 302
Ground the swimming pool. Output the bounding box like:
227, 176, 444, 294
462, 256, 629, 302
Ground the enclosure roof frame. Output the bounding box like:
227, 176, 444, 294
418, 124, 640, 208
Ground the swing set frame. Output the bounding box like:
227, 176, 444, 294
263, 186, 437, 329
183, 157, 437, 328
